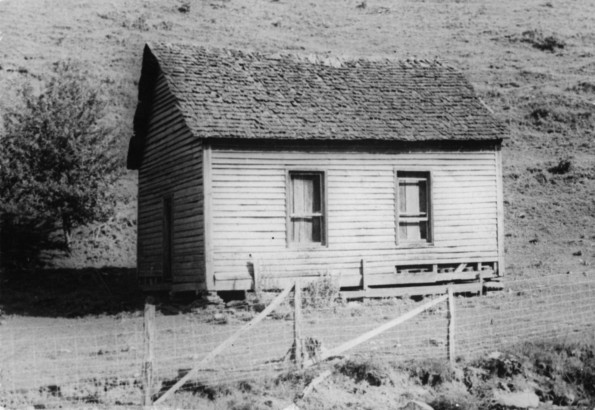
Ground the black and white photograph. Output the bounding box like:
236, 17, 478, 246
0, 0, 594, 408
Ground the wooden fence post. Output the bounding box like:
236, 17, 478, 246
302, 294, 449, 368
253, 258, 260, 292
294, 279, 303, 368
361, 259, 368, 291
447, 288, 455, 364
142, 297, 155, 407
153, 281, 295, 405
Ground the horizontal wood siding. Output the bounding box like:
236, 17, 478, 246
209, 141, 500, 290
137, 72, 204, 287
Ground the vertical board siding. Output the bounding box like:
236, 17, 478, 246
209, 142, 499, 290
137, 73, 204, 286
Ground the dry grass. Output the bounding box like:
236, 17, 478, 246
303, 274, 341, 309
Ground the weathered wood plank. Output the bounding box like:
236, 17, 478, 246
213, 271, 493, 291
137, 73, 204, 286
138, 134, 501, 291
212, 152, 497, 161
340, 283, 481, 299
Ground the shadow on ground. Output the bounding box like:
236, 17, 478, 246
0, 267, 144, 317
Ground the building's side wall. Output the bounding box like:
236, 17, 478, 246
137, 73, 205, 289
208, 140, 501, 291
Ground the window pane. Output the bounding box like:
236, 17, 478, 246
312, 216, 322, 243
291, 217, 313, 243
399, 183, 407, 213
419, 221, 428, 240
399, 222, 408, 241
291, 217, 322, 243
292, 174, 321, 214
405, 182, 421, 214
408, 222, 421, 241
418, 181, 427, 214
399, 180, 427, 215
398, 221, 428, 242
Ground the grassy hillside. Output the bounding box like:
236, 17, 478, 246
1, 0, 593, 274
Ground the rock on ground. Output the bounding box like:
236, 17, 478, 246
399, 400, 434, 410
493, 389, 540, 409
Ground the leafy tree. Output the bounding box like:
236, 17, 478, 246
0, 61, 121, 251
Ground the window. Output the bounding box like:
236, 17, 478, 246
396, 171, 432, 244
288, 171, 326, 246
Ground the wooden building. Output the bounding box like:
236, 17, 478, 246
127, 42, 507, 296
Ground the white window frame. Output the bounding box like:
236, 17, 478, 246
395, 170, 434, 247
286, 170, 328, 248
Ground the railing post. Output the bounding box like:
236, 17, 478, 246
142, 297, 155, 407
361, 259, 368, 291
447, 287, 455, 364
252, 258, 260, 292
294, 280, 303, 369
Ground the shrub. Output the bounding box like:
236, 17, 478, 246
302, 274, 341, 309
0, 61, 120, 254
406, 358, 454, 387
478, 352, 524, 379
523, 94, 594, 134
517, 342, 595, 401
520, 29, 565, 52
569, 81, 595, 94
337, 357, 392, 386
548, 158, 573, 174
124, 15, 150, 31
178, 2, 191, 13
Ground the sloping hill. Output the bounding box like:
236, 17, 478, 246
0, 0, 593, 274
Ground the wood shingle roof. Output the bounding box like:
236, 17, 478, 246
128, 42, 506, 168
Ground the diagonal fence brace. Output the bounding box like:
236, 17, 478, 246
303, 293, 449, 368
153, 281, 295, 405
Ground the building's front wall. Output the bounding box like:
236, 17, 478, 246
207, 140, 502, 291
137, 73, 205, 289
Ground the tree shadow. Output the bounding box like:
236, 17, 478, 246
1, 218, 66, 273
0, 217, 144, 317
0, 267, 143, 317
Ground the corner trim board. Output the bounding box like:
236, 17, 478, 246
203, 141, 215, 289
495, 143, 505, 276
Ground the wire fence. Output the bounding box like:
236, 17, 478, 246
1, 272, 595, 407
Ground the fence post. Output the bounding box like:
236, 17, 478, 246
294, 279, 303, 368
154, 281, 295, 405
303, 294, 449, 368
361, 259, 368, 290
253, 258, 260, 292
447, 287, 455, 364
142, 297, 155, 407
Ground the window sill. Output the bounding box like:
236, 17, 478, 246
396, 242, 434, 249
288, 243, 327, 250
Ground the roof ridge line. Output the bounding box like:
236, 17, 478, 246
147, 42, 456, 70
